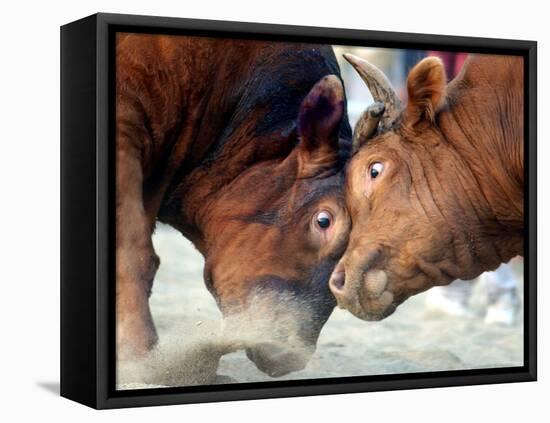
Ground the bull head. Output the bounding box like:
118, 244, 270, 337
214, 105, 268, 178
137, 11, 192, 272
200, 74, 351, 376
330, 54, 460, 321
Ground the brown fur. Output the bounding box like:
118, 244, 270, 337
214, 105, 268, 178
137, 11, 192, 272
115, 33, 351, 375
330, 54, 523, 321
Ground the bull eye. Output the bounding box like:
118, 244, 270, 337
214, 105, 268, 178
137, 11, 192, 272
369, 162, 384, 179
315, 211, 332, 230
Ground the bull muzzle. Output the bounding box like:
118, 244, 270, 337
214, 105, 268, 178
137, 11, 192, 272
245, 342, 314, 377
328, 245, 397, 321
219, 289, 326, 377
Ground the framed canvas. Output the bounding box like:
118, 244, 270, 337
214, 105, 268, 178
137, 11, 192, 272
60, 13, 537, 409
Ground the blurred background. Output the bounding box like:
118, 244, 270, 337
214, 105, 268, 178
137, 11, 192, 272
121, 47, 524, 388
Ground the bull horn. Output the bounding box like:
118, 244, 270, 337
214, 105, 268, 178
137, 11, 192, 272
344, 53, 402, 134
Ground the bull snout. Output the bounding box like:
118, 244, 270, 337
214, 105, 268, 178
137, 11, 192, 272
219, 283, 329, 377
246, 342, 314, 377
329, 245, 397, 321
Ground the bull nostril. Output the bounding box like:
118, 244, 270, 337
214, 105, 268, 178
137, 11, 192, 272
329, 270, 346, 293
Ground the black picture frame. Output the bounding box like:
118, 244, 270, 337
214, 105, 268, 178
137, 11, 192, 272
60, 12, 537, 409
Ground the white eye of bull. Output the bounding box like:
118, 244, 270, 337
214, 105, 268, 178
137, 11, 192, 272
315, 211, 332, 230
369, 162, 384, 179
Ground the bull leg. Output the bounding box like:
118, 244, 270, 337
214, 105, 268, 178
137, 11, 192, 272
116, 142, 159, 360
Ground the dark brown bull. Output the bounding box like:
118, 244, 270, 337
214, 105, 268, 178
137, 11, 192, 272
329, 53, 523, 321
116, 33, 351, 376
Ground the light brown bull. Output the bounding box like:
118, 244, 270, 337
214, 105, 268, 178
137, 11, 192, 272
329, 53, 523, 321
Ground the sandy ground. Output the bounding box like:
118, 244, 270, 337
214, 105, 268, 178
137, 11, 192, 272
117, 224, 523, 389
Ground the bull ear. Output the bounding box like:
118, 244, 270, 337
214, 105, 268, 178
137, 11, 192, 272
405, 57, 446, 128
297, 75, 344, 175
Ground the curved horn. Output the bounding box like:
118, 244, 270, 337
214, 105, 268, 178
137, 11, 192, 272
352, 102, 385, 154
344, 53, 402, 132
